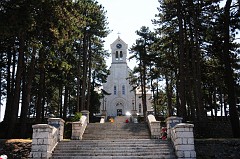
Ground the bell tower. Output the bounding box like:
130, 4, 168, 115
110, 36, 128, 64
101, 36, 153, 116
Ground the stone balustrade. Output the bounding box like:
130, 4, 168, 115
166, 117, 196, 159
48, 118, 65, 141
29, 118, 65, 159
71, 115, 87, 140
30, 124, 57, 158
171, 123, 196, 159
166, 116, 183, 139
100, 116, 105, 123
147, 114, 161, 139
81, 110, 90, 124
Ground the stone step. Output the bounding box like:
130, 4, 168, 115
82, 135, 150, 140
56, 142, 171, 149
51, 155, 176, 159
51, 119, 176, 159
57, 139, 170, 145
53, 149, 174, 154
52, 139, 176, 159
85, 124, 149, 130
52, 152, 175, 157
83, 122, 150, 140
54, 147, 172, 151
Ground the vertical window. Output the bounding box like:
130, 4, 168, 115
122, 85, 125, 95
120, 51, 123, 60
116, 51, 119, 60
139, 103, 142, 113
114, 86, 117, 95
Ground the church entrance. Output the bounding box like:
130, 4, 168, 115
117, 109, 122, 116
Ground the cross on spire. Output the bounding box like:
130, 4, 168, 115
117, 32, 121, 38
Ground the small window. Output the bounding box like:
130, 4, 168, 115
122, 85, 125, 95
116, 51, 119, 60
120, 51, 123, 60
139, 103, 142, 113
114, 85, 117, 95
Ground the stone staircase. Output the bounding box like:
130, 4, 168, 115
51, 116, 176, 159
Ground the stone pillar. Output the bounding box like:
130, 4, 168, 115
166, 116, 183, 139
172, 123, 196, 159
30, 124, 58, 159
101, 110, 107, 119
71, 122, 82, 140
71, 116, 87, 140
48, 118, 65, 141
146, 110, 154, 116
100, 116, 105, 123
131, 110, 138, 123
147, 115, 161, 139
81, 110, 90, 123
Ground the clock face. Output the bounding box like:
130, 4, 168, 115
116, 43, 122, 49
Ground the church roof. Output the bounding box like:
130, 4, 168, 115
110, 36, 127, 47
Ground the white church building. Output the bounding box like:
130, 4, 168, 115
100, 37, 152, 117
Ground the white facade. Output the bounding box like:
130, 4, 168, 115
101, 37, 152, 117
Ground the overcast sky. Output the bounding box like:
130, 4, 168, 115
97, 0, 159, 68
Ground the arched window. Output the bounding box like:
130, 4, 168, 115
114, 85, 117, 95
120, 51, 123, 60
139, 103, 142, 113
115, 51, 119, 60
122, 85, 125, 95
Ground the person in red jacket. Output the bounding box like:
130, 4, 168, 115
161, 127, 167, 140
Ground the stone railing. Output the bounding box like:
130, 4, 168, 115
166, 117, 196, 159
71, 110, 90, 140
71, 115, 87, 140
147, 114, 161, 139
100, 116, 105, 123
29, 118, 65, 158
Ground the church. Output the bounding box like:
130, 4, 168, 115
101, 37, 152, 117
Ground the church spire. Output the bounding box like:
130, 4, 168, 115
110, 36, 128, 64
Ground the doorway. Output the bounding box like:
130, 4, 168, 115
117, 109, 122, 116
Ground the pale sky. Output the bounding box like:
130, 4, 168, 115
97, 0, 160, 69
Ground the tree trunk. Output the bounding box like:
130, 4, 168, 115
188, 0, 206, 121
141, 47, 147, 118
36, 49, 45, 123
63, 85, 68, 120
59, 85, 63, 118
3, 48, 14, 124
86, 37, 92, 111
81, 29, 89, 111
20, 49, 36, 138
7, 34, 25, 138
177, 1, 187, 121
0, 53, 2, 121
165, 74, 173, 117
223, 0, 240, 138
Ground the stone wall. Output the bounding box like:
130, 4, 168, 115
147, 114, 161, 138
195, 139, 240, 159
29, 118, 65, 159
170, 123, 196, 159
166, 116, 196, 159
29, 124, 58, 158
71, 115, 87, 140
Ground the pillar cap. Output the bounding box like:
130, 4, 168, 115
48, 118, 65, 123
174, 123, 194, 128
165, 116, 183, 121
81, 110, 90, 113
32, 124, 53, 129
